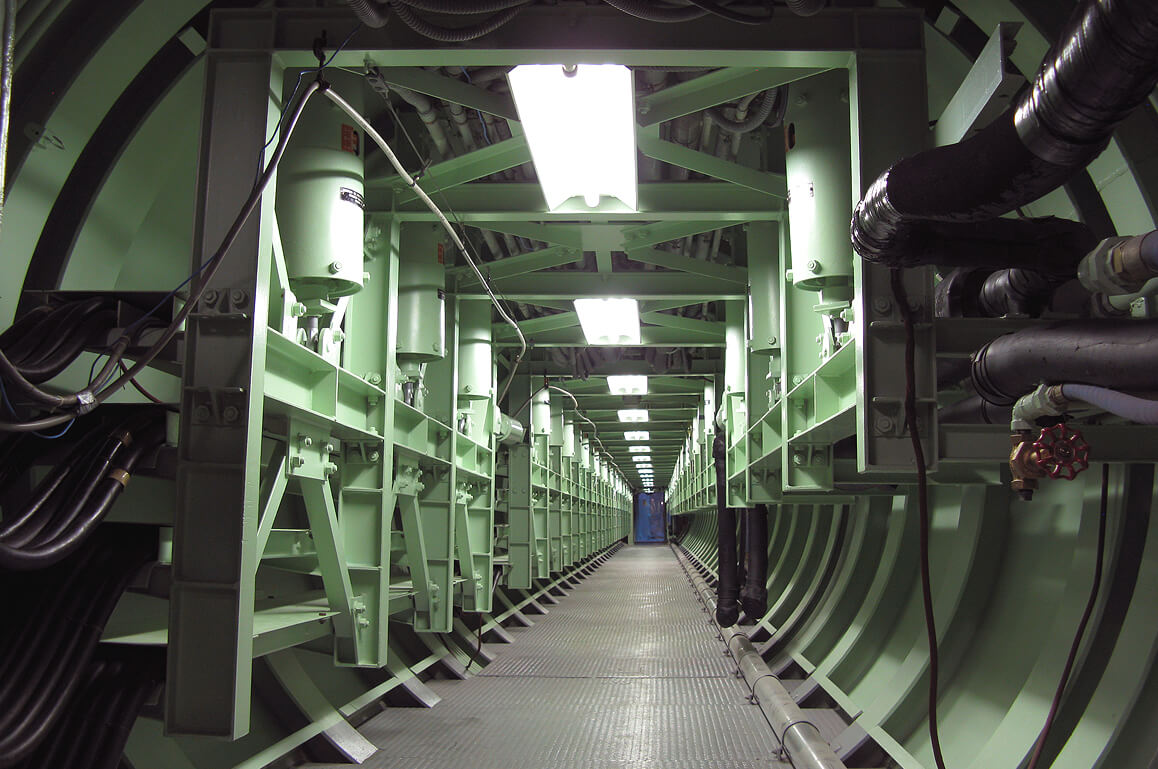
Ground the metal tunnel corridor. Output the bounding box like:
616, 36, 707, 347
306, 546, 782, 769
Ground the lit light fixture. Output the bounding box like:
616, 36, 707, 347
574, 298, 640, 346
628, 446, 650, 453
636, 463, 653, 470
632, 455, 652, 463
617, 408, 648, 423
607, 375, 647, 395
624, 431, 649, 441
507, 64, 637, 211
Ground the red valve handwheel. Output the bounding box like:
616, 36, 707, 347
1032, 423, 1091, 481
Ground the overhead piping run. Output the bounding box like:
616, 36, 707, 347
851, 0, 1158, 268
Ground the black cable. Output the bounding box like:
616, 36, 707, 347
601, 0, 708, 22
1025, 462, 1108, 769
685, 0, 771, 23
891, 267, 949, 769
397, 0, 530, 13
388, 1, 525, 41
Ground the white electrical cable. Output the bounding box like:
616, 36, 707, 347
322, 87, 528, 398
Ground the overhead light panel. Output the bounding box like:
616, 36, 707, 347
624, 431, 649, 441
617, 409, 648, 423
632, 455, 652, 463
574, 298, 640, 346
507, 64, 637, 211
628, 446, 651, 453
636, 463, 653, 470
607, 375, 647, 395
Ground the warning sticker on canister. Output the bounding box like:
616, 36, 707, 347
340, 187, 365, 209
437, 243, 445, 264
341, 124, 360, 155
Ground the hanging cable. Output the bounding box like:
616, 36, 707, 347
891, 267, 949, 769
0, 0, 15, 235
321, 88, 529, 403
388, 1, 526, 42
1025, 462, 1108, 769
685, 0, 772, 24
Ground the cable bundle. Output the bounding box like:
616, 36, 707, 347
0, 527, 156, 767
0, 413, 166, 570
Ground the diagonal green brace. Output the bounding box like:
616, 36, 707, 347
637, 128, 786, 197
641, 311, 726, 339
626, 247, 748, 283
450, 245, 583, 285
636, 66, 828, 127
389, 135, 532, 200
495, 310, 580, 340
371, 67, 518, 120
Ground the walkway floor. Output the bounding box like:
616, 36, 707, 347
332, 545, 783, 769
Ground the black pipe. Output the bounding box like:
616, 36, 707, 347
740, 504, 768, 620
602, 0, 707, 22
971, 319, 1158, 405
852, 0, 1158, 267
388, 1, 525, 41
713, 431, 739, 627
978, 269, 1058, 318
937, 393, 1013, 424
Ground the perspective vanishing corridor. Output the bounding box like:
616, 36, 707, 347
307, 546, 783, 769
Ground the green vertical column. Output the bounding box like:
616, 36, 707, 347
530, 386, 550, 578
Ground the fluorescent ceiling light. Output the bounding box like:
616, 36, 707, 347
629, 445, 650, 453
607, 375, 647, 395
507, 64, 637, 211
632, 455, 652, 463
574, 298, 640, 346
624, 431, 649, 441
617, 408, 648, 423
636, 464, 653, 470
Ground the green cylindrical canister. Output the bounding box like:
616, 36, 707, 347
457, 299, 492, 400
275, 70, 366, 300
397, 222, 447, 363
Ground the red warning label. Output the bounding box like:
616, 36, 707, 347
437, 243, 445, 264
341, 124, 359, 155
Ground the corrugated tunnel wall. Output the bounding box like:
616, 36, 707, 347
675, 466, 1158, 769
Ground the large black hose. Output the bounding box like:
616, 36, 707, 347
388, 1, 525, 41
852, 0, 1158, 267
345, 0, 389, 27
786, 0, 824, 16
971, 319, 1158, 405
713, 431, 739, 626
398, 0, 530, 12
739, 504, 768, 620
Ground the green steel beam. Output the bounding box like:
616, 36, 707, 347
637, 127, 787, 197
450, 245, 583, 286
494, 311, 580, 340
626, 248, 747, 283
383, 136, 532, 200
636, 66, 829, 127
370, 67, 519, 120
464, 272, 746, 301
640, 311, 726, 338
382, 183, 780, 222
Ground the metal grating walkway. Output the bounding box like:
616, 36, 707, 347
336, 545, 785, 769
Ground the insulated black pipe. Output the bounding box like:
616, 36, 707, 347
713, 432, 739, 627
740, 504, 768, 620
852, 0, 1158, 267
971, 319, 1158, 405
937, 393, 1013, 424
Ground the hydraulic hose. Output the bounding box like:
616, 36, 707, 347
787, 0, 824, 16
346, 0, 389, 26
1060, 384, 1158, 425
971, 319, 1158, 406
712, 431, 739, 626
938, 393, 1013, 424
739, 504, 768, 620
398, 0, 530, 13
602, 0, 707, 22
388, 1, 524, 41
852, 0, 1158, 267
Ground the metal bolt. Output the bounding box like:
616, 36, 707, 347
812, 454, 827, 467
791, 375, 803, 386
369, 450, 381, 462
299, 434, 313, 448
872, 297, 892, 315
875, 416, 895, 435
366, 372, 382, 385
324, 443, 335, 454
323, 462, 338, 477
203, 289, 218, 304
329, 261, 343, 274
807, 260, 820, 272
222, 405, 240, 423
231, 289, 247, 305
192, 405, 211, 423
291, 456, 305, 469
290, 302, 307, 317
332, 329, 345, 343
792, 451, 806, 466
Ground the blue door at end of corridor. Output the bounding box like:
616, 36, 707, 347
634, 492, 666, 543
